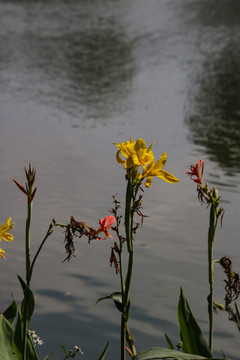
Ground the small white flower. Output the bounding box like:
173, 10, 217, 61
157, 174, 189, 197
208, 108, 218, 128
34, 337, 44, 345
74, 346, 84, 355
28, 330, 44, 346
28, 330, 37, 338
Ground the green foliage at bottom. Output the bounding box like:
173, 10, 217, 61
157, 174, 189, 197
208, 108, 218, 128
178, 287, 211, 357
133, 347, 226, 360
0, 315, 15, 360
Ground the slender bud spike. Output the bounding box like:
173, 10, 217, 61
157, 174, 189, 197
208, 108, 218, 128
31, 187, 37, 202
13, 179, 28, 196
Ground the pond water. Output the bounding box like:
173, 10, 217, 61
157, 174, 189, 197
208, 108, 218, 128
1, 1, 240, 359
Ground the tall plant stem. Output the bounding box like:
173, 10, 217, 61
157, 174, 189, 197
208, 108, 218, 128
121, 314, 125, 360
125, 169, 133, 253
124, 168, 134, 305
22, 199, 32, 360
120, 168, 135, 360
207, 203, 217, 354
25, 200, 32, 287
29, 223, 54, 283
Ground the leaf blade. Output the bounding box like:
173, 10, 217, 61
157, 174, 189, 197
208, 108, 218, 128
178, 288, 211, 357
98, 340, 110, 360
133, 347, 227, 360
0, 314, 15, 360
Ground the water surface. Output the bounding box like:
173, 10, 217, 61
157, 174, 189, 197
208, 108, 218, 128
1, 1, 240, 359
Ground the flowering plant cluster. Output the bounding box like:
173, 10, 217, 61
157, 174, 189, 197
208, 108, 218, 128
1, 137, 239, 360
114, 137, 179, 187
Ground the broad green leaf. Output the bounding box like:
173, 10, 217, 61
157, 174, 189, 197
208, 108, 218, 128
164, 333, 174, 350
13, 312, 24, 360
98, 340, 110, 360
178, 288, 211, 357
14, 311, 39, 360
3, 299, 18, 325
133, 347, 226, 360
0, 314, 15, 360
18, 276, 35, 326
96, 292, 125, 314
96, 291, 122, 304
13, 277, 36, 360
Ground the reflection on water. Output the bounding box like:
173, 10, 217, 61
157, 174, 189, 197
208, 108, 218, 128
184, 0, 240, 174
182, 0, 240, 27
65, 28, 134, 121
0, 1, 134, 124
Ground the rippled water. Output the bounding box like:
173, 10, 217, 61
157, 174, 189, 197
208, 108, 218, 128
1, 1, 240, 359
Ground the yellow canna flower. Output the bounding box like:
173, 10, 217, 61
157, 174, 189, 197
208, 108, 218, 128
114, 137, 154, 169
0, 217, 14, 242
140, 152, 179, 187
0, 248, 6, 258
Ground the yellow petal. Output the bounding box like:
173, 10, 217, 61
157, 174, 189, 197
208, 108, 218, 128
147, 142, 154, 153
0, 248, 6, 258
131, 154, 142, 166
145, 176, 152, 188
116, 150, 125, 165
0, 217, 13, 232
0, 218, 14, 242
156, 170, 179, 183
125, 156, 134, 169
154, 153, 167, 171
1, 233, 14, 242
134, 139, 154, 166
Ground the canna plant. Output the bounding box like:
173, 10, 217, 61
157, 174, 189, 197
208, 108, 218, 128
1, 144, 236, 360
53, 137, 180, 360
0, 165, 84, 360
185, 160, 224, 354
133, 160, 230, 360
0, 165, 55, 360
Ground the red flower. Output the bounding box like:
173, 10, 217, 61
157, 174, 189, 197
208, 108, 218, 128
96, 215, 116, 240
186, 160, 204, 185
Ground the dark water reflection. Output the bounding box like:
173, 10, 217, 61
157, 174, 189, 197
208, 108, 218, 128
65, 28, 134, 120
183, 0, 240, 174
0, 0, 134, 123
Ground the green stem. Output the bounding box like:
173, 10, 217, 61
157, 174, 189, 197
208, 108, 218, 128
121, 314, 125, 360
121, 168, 136, 360
22, 199, 32, 360
29, 223, 54, 283
124, 250, 133, 306
125, 170, 133, 253
207, 203, 217, 354
25, 200, 32, 287
119, 240, 125, 299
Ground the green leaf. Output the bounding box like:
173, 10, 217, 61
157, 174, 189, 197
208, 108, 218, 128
12, 276, 36, 360
42, 354, 52, 360
0, 314, 15, 360
96, 292, 125, 314
133, 347, 226, 360
13, 311, 39, 360
178, 288, 211, 357
61, 345, 67, 354
18, 276, 35, 326
164, 333, 174, 350
3, 299, 18, 325
13, 311, 24, 360
98, 340, 110, 360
